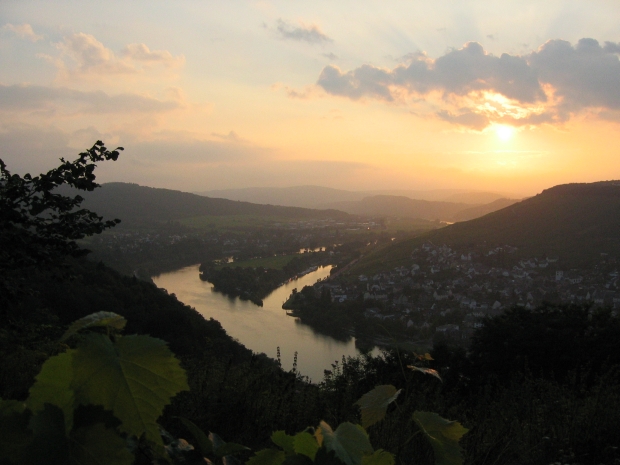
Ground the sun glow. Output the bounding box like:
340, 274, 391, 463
494, 124, 516, 141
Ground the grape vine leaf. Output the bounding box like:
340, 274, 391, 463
354, 385, 401, 429
61, 311, 127, 341
272, 431, 295, 455
70, 423, 134, 465
177, 416, 213, 456
319, 421, 373, 465
27, 349, 77, 433
412, 411, 468, 465
247, 448, 286, 465
361, 450, 395, 465
71, 333, 189, 446
408, 366, 442, 382
293, 432, 319, 460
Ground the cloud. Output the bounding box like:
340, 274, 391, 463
319, 42, 544, 103
0, 124, 375, 191
322, 52, 338, 60
53, 32, 184, 76
2, 23, 43, 42
314, 38, 620, 129
121, 43, 185, 68
211, 131, 247, 143
530, 38, 620, 111
437, 110, 489, 130
0, 84, 181, 114
276, 19, 332, 44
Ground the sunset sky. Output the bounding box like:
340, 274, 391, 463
2, 1, 620, 196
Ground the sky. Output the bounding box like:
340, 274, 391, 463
1, 1, 620, 196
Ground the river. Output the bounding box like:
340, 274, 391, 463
152, 264, 380, 382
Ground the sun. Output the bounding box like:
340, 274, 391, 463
494, 124, 516, 141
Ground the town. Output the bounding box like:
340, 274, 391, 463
308, 241, 620, 344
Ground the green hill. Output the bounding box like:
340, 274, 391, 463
60, 182, 352, 224
350, 181, 620, 273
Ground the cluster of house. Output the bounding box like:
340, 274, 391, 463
315, 242, 619, 341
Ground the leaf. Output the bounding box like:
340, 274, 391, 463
412, 411, 468, 465
362, 450, 394, 465
216, 442, 251, 457
354, 385, 401, 429
208, 431, 249, 457
319, 421, 373, 465
272, 430, 295, 455
0, 399, 32, 462
61, 311, 127, 341
26, 403, 69, 464
71, 333, 189, 446
408, 366, 442, 382
283, 454, 313, 465
247, 449, 286, 465
69, 423, 134, 465
27, 349, 76, 433
177, 416, 213, 456
293, 432, 319, 460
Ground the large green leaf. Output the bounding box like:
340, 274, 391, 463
247, 449, 286, 465
319, 421, 373, 465
69, 423, 134, 465
27, 349, 76, 433
71, 333, 189, 445
412, 412, 468, 465
361, 450, 394, 465
354, 385, 401, 429
61, 312, 127, 341
293, 432, 319, 460
272, 431, 295, 455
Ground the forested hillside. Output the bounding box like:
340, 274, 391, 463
351, 181, 620, 273
59, 182, 352, 225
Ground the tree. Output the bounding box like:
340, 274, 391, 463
0, 141, 123, 300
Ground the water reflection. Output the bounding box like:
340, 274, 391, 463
152, 264, 379, 382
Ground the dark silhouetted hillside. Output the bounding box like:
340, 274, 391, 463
351, 181, 620, 271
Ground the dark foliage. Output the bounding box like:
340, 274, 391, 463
0, 141, 122, 301
468, 303, 620, 383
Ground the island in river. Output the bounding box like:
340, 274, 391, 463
199, 250, 334, 305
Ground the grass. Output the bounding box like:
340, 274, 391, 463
213, 254, 298, 270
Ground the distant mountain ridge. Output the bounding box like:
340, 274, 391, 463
317, 195, 520, 222
199, 185, 518, 208
352, 181, 620, 270
58, 182, 352, 224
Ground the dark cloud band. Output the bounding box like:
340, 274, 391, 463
317, 38, 620, 128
